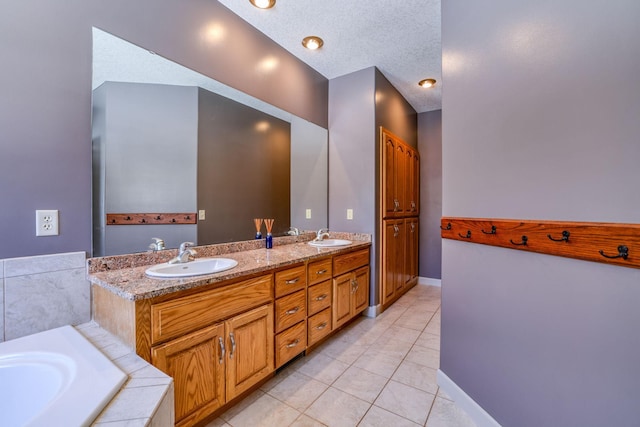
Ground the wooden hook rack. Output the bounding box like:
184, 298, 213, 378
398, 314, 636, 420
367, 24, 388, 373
441, 217, 640, 270
106, 213, 197, 225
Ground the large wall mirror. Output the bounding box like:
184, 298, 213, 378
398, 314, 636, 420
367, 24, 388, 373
91, 28, 328, 256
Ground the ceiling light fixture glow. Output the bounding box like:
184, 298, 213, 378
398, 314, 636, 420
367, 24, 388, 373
418, 78, 437, 88
249, 0, 276, 9
302, 36, 324, 50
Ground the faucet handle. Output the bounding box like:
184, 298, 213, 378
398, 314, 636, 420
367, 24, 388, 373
179, 241, 195, 252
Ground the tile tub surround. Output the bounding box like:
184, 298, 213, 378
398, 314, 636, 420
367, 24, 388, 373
87, 232, 371, 300
1, 251, 90, 342
75, 321, 174, 426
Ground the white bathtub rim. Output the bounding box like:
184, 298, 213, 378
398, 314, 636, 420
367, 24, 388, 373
0, 325, 127, 427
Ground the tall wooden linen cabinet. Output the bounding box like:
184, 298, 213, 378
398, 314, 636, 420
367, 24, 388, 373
380, 128, 420, 309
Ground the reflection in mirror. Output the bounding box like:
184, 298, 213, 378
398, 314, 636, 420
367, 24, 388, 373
91, 28, 327, 256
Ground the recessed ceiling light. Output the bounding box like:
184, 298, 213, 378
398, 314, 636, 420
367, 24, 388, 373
419, 78, 437, 88
302, 36, 324, 50
249, 0, 275, 9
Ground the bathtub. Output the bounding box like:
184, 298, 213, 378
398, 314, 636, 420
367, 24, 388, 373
0, 325, 127, 427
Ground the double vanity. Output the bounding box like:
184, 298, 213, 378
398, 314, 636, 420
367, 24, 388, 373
88, 232, 371, 426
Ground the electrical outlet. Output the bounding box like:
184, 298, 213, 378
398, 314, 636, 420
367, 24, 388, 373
36, 210, 59, 236
347, 209, 353, 220
198, 210, 206, 220
306, 209, 312, 219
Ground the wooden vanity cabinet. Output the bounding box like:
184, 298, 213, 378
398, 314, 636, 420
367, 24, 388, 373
152, 304, 273, 426
332, 249, 370, 330
148, 274, 274, 427
274, 265, 307, 368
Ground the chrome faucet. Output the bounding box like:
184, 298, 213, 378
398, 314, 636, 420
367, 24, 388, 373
148, 237, 165, 252
287, 227, 300, 236
315, 228, 330, 241
169, 242, 196, 264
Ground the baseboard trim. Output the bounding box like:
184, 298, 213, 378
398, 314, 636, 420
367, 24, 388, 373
363, 304, 381, 318
418, 276, 441, 287
437, 370, 502, 427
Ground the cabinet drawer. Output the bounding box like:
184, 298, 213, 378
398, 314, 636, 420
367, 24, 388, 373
151, 274, 273, 344
275, 289, 306, 333
307, 280, 331, 316
333, 248, 370, 276
275, 265, 306, 298
307, 308, 332, 346
307, 258, 332, 286
275, 321, 306, 368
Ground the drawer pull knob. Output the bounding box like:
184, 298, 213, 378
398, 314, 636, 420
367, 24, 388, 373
315, 322, 328, 330
286, 307, 300, 315
315, 294, 328, 301
218, 337, 225, 364
229, 332, 236, 359
285, 277, 300, 284
286, 339, 300, 348
316, 269, 327, 275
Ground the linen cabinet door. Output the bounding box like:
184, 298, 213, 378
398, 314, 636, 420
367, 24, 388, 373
382, 131, 398, 217
151, 323, 226, 427
225, 304, 274, 400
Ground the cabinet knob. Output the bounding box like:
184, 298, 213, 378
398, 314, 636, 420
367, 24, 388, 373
316, 269, 327, 275
314, 294, 328, 301
315, 322, 328, 330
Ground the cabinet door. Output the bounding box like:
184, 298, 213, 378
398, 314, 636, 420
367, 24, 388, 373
225, 304, 274, 400
382, 132, 397, 217
382, 220, 398, 304
395, 143, 407, 215
405, 219, 419, 287
352, 266, 370, 314
412, 150, 420, 215
332, 272, 353, 329
394, 220, 406, 293
152, 323, 226, 426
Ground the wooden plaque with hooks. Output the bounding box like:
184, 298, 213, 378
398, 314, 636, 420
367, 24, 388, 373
106, 213, 197, 225
441, 217, 640, 270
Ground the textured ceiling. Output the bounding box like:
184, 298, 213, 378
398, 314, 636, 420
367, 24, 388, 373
218, 0, 442, 113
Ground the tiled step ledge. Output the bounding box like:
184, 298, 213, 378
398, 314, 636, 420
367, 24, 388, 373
75, 321, 174, 426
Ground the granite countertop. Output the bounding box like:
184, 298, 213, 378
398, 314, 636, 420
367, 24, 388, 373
88, 233, 371, 301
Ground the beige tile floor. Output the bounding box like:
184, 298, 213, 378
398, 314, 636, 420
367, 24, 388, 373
205, 285, 476, 427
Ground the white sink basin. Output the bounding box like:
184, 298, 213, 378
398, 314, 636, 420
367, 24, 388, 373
145, 257, 238, 278
308, 239, 353, 248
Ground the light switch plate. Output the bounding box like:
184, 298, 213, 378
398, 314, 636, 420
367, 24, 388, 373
198, 210, 206, 220
347, 209, 353, 220
306, 209, 312, 219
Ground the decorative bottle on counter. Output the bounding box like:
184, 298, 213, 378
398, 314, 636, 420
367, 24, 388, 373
266, 232, 273, 249
255, 231, 262, 239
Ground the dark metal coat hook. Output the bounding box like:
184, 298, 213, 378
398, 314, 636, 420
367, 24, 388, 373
140, 218, 146, 224
599, 245, 629, 260
481, 225, 496, 235
458, 230, 472, 239
510, 235, 528, 246
125, 216, 132, 221
155, 215, 162, 220
440, 222, 451, 230
547, 230, 570, 242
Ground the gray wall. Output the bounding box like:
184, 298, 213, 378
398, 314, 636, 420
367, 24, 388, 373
418, 110, 442, 280
92, 82, 198, 256
197, 88, 290, 243
441, 1, 640, 426
291, 117, 328, 231
329, 67, 417, 307
0, 0, 327, 259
